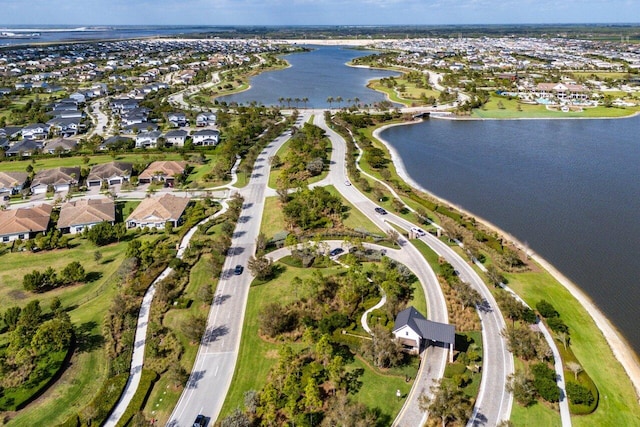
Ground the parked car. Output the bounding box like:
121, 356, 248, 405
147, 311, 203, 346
329, 247, 344, 257
410, 226, 426, 237
234, 265, 244, 275
344, 180, 351, 186
374, 207, 387, 215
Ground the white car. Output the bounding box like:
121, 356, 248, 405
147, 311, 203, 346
410, 226, 426, 237
344, 180, 351, 186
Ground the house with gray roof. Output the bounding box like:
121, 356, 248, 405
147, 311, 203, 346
392, 306, 455, 362
192, 128, 219, 146
0, 171, 28, 196
44, 137, 78, 154
165, 129, 189, 147
135, 130, 163, 149
5, 139, 44, 157
87, 162, 133, 187
31, 167, 81, 194
99, 135, 134, 151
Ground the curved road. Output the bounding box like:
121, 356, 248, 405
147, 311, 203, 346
314, 115, 514, 426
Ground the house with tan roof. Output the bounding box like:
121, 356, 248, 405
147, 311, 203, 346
0, 204, 52, 242
86, 162, 133, 187
126, 194, 190, 229
0, 171, 28, 196
30, 167, 81, 194
138, 161, 187, 187
57, 197, 116, 234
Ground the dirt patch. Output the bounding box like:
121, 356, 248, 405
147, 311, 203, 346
7, 289, 27, 300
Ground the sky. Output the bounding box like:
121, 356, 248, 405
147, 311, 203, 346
1, 0, 639, 26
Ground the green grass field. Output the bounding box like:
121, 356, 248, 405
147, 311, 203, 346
510, 358, 562, 426
472, 95, 639, 119
4, 233, 155, 425
219, 260, 416, 424
505, 270, 640, 426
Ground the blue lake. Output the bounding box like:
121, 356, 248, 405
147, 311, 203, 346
218, 46, 400, 108
381, 117, 640, 356
224, 45, 640, 357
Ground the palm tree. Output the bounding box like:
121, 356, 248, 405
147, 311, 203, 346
278, 97, 285, 107
302, 97, 309, 109
294, 97, 301, 108
286, 97, 292, 108
335, 96, 343, 108
326, 96, 334, 108
353, 97, 360, 108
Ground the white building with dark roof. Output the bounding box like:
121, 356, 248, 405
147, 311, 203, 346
392, 306, 455, 362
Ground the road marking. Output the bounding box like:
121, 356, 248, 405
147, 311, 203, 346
214, 365, 219, 376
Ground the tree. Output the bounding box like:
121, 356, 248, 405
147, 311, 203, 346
31, 316, 73, 355
456, 282, 483, 309
304, 377, 322, 424
502, 324, 544, 361
419, 380, 472, 427
247, 255, 274, 280
4, 306, 22, 331
485, 264, 505, 287
196, 283, 214, 305
17, 300, 42, 335
363, 325, 404, 368
566, 361, 583, 381
50, 296, 63, 314
506, 371, 537, 407
61, 261, 86, 284
531, 363, 560, 402
255, 232, 268, 257
220, 409, 250, 427
536, 300, 559, 318
180, 315, 206, 343
94, 250, 103, 263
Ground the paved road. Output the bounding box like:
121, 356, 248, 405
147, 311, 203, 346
86, 99, 110, 139
313, 116, 451, 427
167, 112, 311, 426
314, 116, 514, 426
105, 201, 230, 427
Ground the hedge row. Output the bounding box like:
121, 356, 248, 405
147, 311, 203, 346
56, 373, 128, 427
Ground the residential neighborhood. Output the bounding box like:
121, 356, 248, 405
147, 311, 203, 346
0, 23, 639, 427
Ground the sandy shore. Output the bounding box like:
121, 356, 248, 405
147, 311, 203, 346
373, 122, 640, 400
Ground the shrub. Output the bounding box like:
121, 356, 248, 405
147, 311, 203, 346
566, 382, 595, 406
115, 369, 158, 427
546, 317, 569, 334
536, 300, 559, 318
531, 363, 560, 402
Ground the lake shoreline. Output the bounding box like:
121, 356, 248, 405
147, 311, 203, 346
372, 120, 640, 400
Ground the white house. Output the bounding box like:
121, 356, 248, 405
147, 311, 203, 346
196, 112, 216, 127
135, 131, 163, 149
57, 197, 116, 234
165, 129, 189, 147
192, 129, 219, 146
392, 306, 455, 362
126, 194, 190, 229
0, 204, 52, 243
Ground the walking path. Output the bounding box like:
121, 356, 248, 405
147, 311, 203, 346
103, 196, 231, 427
361, 286, 387, 335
